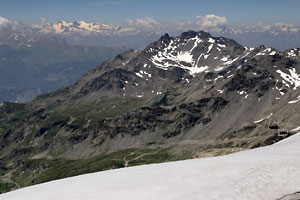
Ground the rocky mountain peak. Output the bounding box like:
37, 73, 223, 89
67, 30, 300, 107
141, 30, 247, 75
159, 33, 171, 43
179, 30, 212, 40
255, 45, 266, 51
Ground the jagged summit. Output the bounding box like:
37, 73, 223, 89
180, 30, 207, 38
141, 30, 246, 75
51, 30, 300, 103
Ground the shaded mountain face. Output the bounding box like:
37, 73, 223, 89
0, 35, 126, 103
1, 30, 300, 192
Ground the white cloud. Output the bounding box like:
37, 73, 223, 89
242, 22, 300, 34
253, 22, 273, 32
0, 16, 24, 32
0, 16, 11, 28
127, 17, 160, 28
197, 14, 227, 28
274, 23, 300, 32
40, 17, 47, 24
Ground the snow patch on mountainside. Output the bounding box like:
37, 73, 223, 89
2, 133, 300, 200
288, 95, 300, 104
277, 68, 300, 90
286, 49, 299, 58
148, 34, 247, 75
254, 113, 273, 123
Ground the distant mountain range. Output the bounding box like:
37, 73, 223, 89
37, 19, 300, 50
0, 34, 126, 102
1, 30, 300, 193
1, 16, 300, 50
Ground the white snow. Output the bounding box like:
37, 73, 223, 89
276, 68, 300, 90
227, 74, 234, 78
140, 70, 152, 78
256, 52, 266, 56
217, 43, 226, 48
148, 35, 241, 75
256, 48, 277, 56
238, 91, 246, 95
254, 113, 273, 123
207, 44, 214, 53
221, 56, 229, 62
265, 48, 272, 52
203, 54, 210, 59
208, 38, 215, 43
214, 66, 224, 72
214, 75, 223, 82
3, 134, 300, 200
177, 51, 194, 63
288, 95, 300, 104
287, 50, 297, 57
292, 127, 300, 132
149, 37, 207, 75
189, 66, 209, 74
135, 72, 143, 78
190, 36, 203, 52
223, 57, 239, 65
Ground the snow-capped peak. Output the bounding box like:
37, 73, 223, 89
146, 31, 246, 75
47, 20, 136, 36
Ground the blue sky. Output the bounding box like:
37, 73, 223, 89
1, 0, 300, 25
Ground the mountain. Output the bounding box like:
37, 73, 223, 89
3, 16, 300, 50
40, 22, 159, 49
37, 19, 300, 50
43, 20, 136, 36
218, 25, 300, 51
1, 30, 300, 192
2, 132, 300, 200
0, 34, 126, 102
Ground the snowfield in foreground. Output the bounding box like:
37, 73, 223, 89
2, 134, 300, 200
